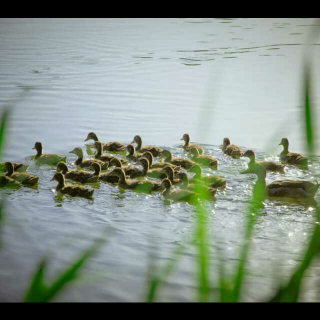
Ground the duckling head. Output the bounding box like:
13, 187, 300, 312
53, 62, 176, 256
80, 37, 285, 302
90, 162, 101, 175
126, 144, 135, 155
180, 133, 190, 144
56, 161, 68, 174
190, 164, 202, 177
138, 157, 150, 171
32, 142, 43, 156
109, 158, 121, 168
93, 141, 103, 152
130, 135, 142, 145
69, 147, 83, 158
161, 166, 174, 180
243, 150, 255, 160
50, 172, 66, 189
279, 138, 289, 148
4, 162, 14, 176
223, 137, 231, 148
85, 132, 99, 142
140, 152, 153, 166
161, 178, 172, 190
160, 149, 172, 160
111, 167, 126, 180
189, 147, 199, 157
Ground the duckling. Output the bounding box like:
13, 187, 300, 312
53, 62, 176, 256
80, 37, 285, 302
93, 141, 127, 165
279, 138, 308, 167
222, 138, 243, 159
160, 150, 196, 170
251, 164, 319, 200
141, 151, 180, 173
160, 166, 181, 185
138, 157, 165, 179
130, 135, 163, 157
89, 162, 120, 184
51, 172, 94, 199
0, 162, 28, 173
188, 147, 218, 169
56, 162, 99, 184
85, 132, 126, 152
109, 157, 146, 179
241, 150, 285, 174
111, 168, 163, 192
190, 164, 226, 188
69, 147, 109, 170
5, 162, 39, 186
0, 175, 21, 188
180, 133, 204, 155
161, 178, 199, 204
32, 142, 66, 165
176, 171, 217, 199
126, 144, 142, 162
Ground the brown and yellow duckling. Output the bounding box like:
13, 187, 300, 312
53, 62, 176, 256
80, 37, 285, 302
251, 164, 319, 200
85, 132, 126, 152
140, 151, 180, 173
109, 157, 147, 179
32, 142, 66, 165
51, 172, 94, 199
222, 138, 243, 159
0, 175, 21, 188
137, 157, 166, 179
180, 133, 204, 155
130, 135, 163, 157
279, 138, 308, 168
125, 144, 142, 162
93, 141, 127, 165
160, 166, 181, 185
160, 149, 196, 170
190, 164, 226, 188
0, 162, 28, 173
176, 171, 217, 199
161, 178, 199, 204
111, 167, 163, 192
188, 147, 218, 169
69, 147, 109, 170
241, 150, 285, 174
57, 162, 99, 184
88, 162, 120, 183
5, 162, 39, 186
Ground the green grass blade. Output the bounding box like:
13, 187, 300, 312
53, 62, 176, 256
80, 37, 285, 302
0, 107, 9, 160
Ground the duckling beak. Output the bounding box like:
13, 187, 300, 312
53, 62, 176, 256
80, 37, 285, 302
50, 177, 56, 181
84, 137, 89, 142
69, 150, 74, 154
278, 142, 282, 146
32, 146, 35, 150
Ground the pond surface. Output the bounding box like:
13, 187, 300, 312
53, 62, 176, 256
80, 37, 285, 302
1, 18, 320, 302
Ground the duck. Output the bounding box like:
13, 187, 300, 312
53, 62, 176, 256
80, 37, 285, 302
140, 151, 180, 173
180, 133, 204, 155
241, 150, 285, 174
138, 157, 166, 179
56, 162, 99, 184
85, 132, 126, 152
109, 157, 147, 179
251, 164, 319, 200
111, 168, 163, 192
51, 172, 94, 199
0, 175, 21, 188
89, 162, 120, 183
5, 162, 39, 186
279, 138, 308, 167
176, 171, 217, 199
69, 147, 109, 170
161, 178, 199, 204
93, 141, 127, 165
160, 150, 196, 170
0, 162, 28, 173
222, 138, 243, 159
160, 166, 181, 185
125, 144, 142, 162
130, 135, 163, 157
188, 147, 218, 169
32, 142, 66, 165
189, 164, 226, 188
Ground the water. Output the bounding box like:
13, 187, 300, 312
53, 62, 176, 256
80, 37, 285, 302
1, 18, 320, 302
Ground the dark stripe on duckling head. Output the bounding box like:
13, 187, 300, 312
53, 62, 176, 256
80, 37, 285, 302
85, 132, 99, 142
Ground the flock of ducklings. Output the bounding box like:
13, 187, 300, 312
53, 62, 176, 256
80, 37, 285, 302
0, 133, 319, 204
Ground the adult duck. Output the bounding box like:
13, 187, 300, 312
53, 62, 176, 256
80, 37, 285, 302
32, 142, 66, 165
188, 147, 218, 169
190, 164, 226, 188
222, 138, 243, 159
161, 178, 199, 204
5, 162, 39, 186
111, 168, 163, 192
130, 135, 163, 157
180, 133, 203, 155
51, 172, 94, 198
241, 150, 285, 174
56, 162, 99, 184
85, 132, 125, 152
93, 141, 127, 165
176, 171, 217, 199
279, 138, 308, 167
69, 147, 109, 170
251, 164, 319, 200
160, 150, 195, 170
